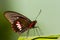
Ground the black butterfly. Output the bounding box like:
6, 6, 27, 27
4, 10, 42, 36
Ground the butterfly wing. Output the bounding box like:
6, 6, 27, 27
12, 17, 31, 34
4, 11, 32, 34
4, 11, 31, 24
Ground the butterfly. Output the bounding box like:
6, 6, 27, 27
4, 10, 41, 35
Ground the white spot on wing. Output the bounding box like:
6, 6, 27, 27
16, 21, 22, 31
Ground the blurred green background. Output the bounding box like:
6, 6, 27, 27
0, 0, 60, 40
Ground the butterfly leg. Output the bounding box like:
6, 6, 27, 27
37, 26, 44, 35
32, 26, 40, 36
33, 28, 35, 36
26, 29, 30, 38
35, 27, 40, 36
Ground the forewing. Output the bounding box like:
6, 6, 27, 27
4, 11, 31, 24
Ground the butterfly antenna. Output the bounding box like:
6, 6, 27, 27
35, 9, 41, 20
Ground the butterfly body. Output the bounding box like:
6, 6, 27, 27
29, 20, 37, 28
